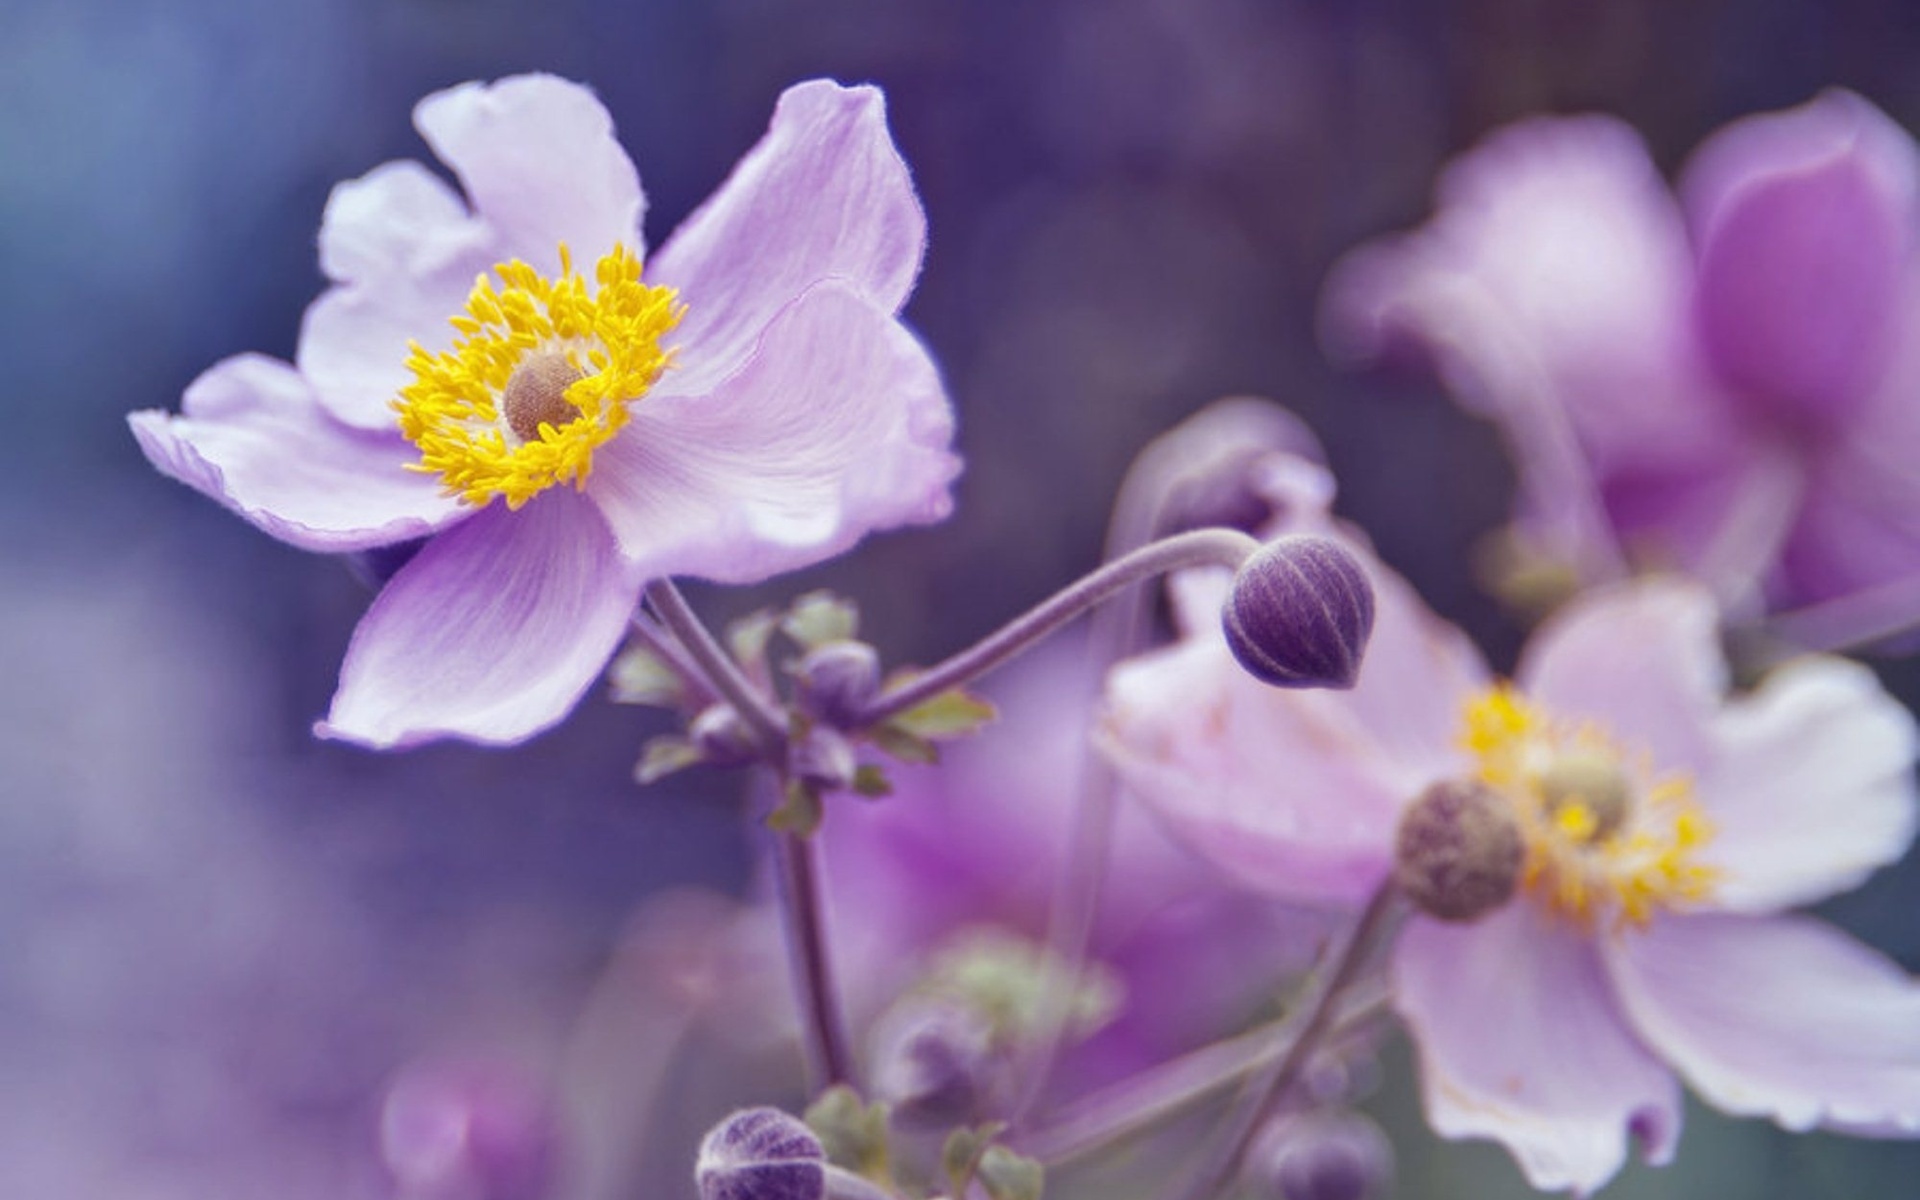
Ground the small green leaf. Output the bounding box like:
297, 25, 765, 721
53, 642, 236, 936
805, 1086, 892, 1181
850, 764, 893, 798
726, 608, 781, 676
767, 778, 824, 836
607, 645, 684, 708
869, 724, 939, 766
633, 736, 703, 785
890, 688, 998, 739
781, 591, 860, 649
979, 1146, 1045, 1200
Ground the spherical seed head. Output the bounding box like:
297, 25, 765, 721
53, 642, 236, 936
794, 641, 883, 729
501, 350, 585, 443
1393, 779, 1524, 923
1249, 1112, 1392, 1200
696, 1108, 826, 1200
1538, 749, 1633, 842
1222, 535, 1375, 690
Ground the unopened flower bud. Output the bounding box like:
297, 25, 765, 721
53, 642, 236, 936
697, 1108, 826, 1200
870, 1001, 1001, 1128
1247, 1112, 1391, 1200
1223, 535, 1374, 690
794, 641, 882, 729
790, 725, 857, 792
692, 704, 760, 766
1393, 779, 1524, 922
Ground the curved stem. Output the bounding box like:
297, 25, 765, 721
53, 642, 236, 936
775, 828, 856, 1090
1018, 981, 1392, 1167
1161, 885, 1401, 1200
1764, 569, 1920, 655
644, 579, 786, 749
856, 528, 1260, 727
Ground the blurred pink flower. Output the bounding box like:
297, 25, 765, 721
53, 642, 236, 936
1100, 458, 1920, 1193
1324, 90, 1920, 630
131, 74, 959, 748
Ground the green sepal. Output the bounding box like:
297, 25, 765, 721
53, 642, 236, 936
607, 645, 684, 708
725, 608, 781, 678
979, 1145, 1045, 1200
781, 591, 861, 650
889, 687, 998, 739
767, 778, 824, 837
804, 1086, 892, 1183
869, 724, 939, 766
941, 1122, 1008, 1199
633, 736, 703, 785
850, 764, 894, 798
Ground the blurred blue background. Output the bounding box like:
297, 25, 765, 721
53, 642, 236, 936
5, 0, 1920, 1195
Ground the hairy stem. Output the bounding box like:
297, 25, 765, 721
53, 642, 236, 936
856, 527, 1260, 727
775, 828, 857, 1090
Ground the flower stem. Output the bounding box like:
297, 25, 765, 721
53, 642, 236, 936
1017, 982, 1391, 1166
855, 527, 1260, 727
1160, 885, 1401, 1200
644, 579, 786, 749
775, 827, 857, 1091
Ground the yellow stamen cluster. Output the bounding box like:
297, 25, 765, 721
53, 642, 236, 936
395, 244, 683, 508
1460, 685, 1718, 929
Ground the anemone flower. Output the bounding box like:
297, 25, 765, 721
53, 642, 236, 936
132, 75, 960, 748
1099, 454, 1920, 1193
1324, 90, 1920, 639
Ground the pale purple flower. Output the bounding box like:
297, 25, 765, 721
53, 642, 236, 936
131, 74, 960, 748
1100, 460, 1920, 1193
1323, 90, 1920, 627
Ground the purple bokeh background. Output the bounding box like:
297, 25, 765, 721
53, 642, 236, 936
6, 0, 1920, 1196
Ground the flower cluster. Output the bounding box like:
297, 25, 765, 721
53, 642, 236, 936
129, 72, 1920, 1200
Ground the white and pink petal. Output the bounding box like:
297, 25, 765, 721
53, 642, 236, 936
586, 281, 958, 585
650, 80, 926, 398
1394, 905, 1682, 1194
319, 489, 642, 749
1606, 913, 1920, 1136
128, 354, 465, 553
413, 74, 646, 272
1697, 655, 1918, 912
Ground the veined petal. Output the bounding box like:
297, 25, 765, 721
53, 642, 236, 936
128, 354, 465, 552
1684, 90, 1918, 429
651, 80, 926, 397
588, 282, 958, 584
1607, 913, 1920, 1135
414, 74, 646, 271
320, 489, 641, 749
1518, 580, 1725, 777
298, 163, 498, 431
1394, 905, 1682, 1194
1698, 656, 1918, 912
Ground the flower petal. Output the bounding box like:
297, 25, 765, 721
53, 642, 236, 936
1697, 656, 1918, 911
1394, 905, 1682, 1194
413, 74, 645, 271
320, 489, 641, 748
587, 282, 958, 584
297, 163, 499, 431
128, 354, 465, 552
1684, 90, 1918, 429
650, 80, 926, 397
1519, 580, 1725, 777
1607, 913, 1920, 1135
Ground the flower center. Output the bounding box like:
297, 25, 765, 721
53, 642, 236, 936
394, 244, 683, 509
1459, 685, 1718, 928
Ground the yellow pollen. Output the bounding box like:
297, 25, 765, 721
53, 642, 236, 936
1459, 685, 1719, 930
394, 243, 683, 508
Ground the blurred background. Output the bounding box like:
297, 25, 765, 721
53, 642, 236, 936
5, 0, 1920, 1195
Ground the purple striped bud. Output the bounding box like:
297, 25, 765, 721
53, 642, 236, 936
794, 641, 882, 729
1248, 1112, 1392, 1200
1223, 535, 1374, 690
870, 1001, 1001, 1128
697, 1108, 826, 1200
